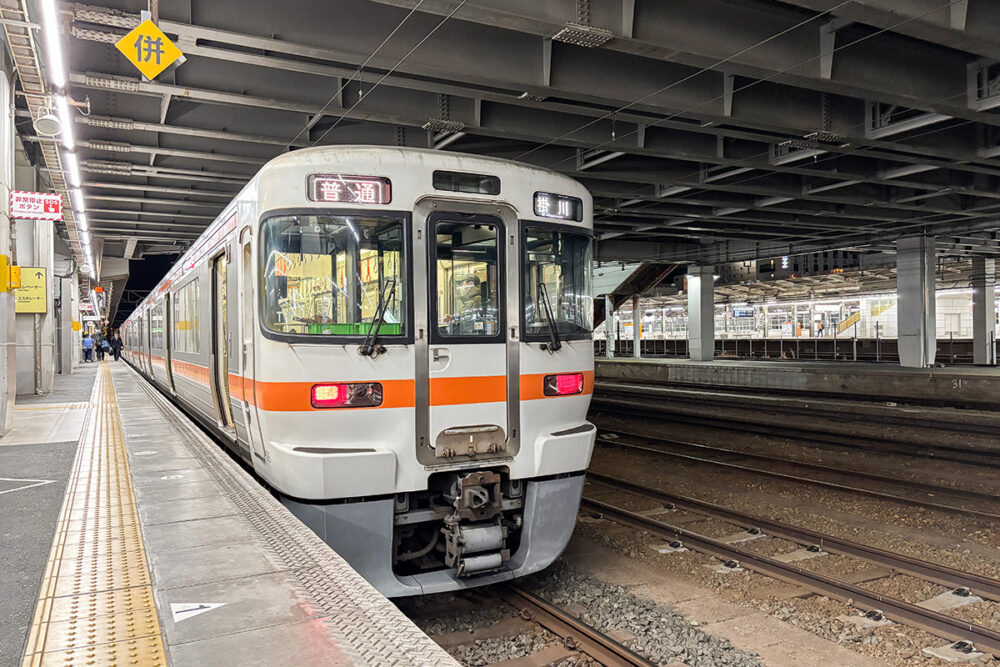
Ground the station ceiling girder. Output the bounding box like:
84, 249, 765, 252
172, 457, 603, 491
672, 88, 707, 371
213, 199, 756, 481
15, 0, 998, 268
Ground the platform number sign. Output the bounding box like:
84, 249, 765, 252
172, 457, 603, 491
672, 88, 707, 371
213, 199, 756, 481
115, 20, 183, 80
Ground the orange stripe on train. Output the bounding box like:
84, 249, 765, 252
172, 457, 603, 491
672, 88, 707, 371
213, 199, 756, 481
153, 362, 591, 411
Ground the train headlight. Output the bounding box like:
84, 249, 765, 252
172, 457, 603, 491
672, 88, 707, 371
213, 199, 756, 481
310, 382, 383, 408
543, 373, 584, 396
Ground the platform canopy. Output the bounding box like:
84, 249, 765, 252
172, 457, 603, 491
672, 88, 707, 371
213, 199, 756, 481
17, 0, 1000, 268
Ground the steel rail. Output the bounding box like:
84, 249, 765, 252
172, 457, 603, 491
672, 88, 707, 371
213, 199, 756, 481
593, 385, 1000, 449
594, 432, 1000, 523
497, 585, 657, 667
593, 381, 1000, 444
586, 472, 1000, 601
590, 398, 1000, 469
596, 379, 1000, 428
582, 495, 1000, 656
597, 429, 1000, 505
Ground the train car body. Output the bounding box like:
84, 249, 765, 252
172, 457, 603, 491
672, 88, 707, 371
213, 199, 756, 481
121, 146, 595, 596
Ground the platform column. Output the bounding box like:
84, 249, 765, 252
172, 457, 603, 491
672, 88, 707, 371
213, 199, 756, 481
971, 256, 996, 365
687, 265, 715, 361
632, 295, 641, 358
896, 236, 936, 368
604, 294, 615, 358
0, 67, 13, 433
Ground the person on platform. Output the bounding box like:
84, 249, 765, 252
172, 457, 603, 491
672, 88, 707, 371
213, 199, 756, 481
110, 332, 123, 361
94, 333, 105, 361
82, 333, 94, 362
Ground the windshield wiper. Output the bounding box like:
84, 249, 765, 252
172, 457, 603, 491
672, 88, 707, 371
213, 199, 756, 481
360, 278, 397, 357
538, 283, 562, 353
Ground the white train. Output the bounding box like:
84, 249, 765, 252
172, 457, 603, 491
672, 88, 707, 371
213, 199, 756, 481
121, 146, 596, 596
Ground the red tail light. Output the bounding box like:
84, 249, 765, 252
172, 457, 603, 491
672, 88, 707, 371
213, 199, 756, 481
543, 373, 584, 396
311, 382, 383, 408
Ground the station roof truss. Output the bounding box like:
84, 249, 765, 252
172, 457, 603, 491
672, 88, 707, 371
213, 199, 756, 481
20, 0, 1000, 267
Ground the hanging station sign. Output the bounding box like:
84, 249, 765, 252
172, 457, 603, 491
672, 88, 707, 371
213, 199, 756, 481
15, 267, 46, 314
10, 191, 62, 221
115, 19, 184, 80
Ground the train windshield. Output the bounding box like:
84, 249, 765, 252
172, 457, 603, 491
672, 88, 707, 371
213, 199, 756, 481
260, 214, 406, 337
522, 226, 593, 339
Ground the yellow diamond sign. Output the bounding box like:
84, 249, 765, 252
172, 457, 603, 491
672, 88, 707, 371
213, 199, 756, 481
115, 20, 183, 80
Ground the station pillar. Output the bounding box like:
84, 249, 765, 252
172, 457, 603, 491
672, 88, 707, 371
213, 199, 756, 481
895, 236, 936, 368
687, 265, 715, 361
604, 294, 615, 358
971, 256, 996, 365
0, 68, 14, 434
632, 295, 641, 358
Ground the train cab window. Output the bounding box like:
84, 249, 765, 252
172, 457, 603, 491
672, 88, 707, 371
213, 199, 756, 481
522, 226, 593, 340
260, 214, 406, 337
434, 221, 501, 338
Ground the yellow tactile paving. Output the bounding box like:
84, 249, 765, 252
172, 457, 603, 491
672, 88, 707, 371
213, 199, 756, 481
22, 363, 166, 667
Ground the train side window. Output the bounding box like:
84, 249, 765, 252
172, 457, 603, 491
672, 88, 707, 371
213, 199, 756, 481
150, 302, 165, 350
172, 279, 201, 353
434, 221, 500, 338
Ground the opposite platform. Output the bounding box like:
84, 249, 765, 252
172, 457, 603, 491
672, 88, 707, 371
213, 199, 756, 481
17, 362, 457, 666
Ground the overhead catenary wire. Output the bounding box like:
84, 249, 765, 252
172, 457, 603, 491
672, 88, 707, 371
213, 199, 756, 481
309, 0, 471, 149
283, 0, 428, 152
514, 0, 855, 162
560, 0, 994, 254
532, 0, 970, 175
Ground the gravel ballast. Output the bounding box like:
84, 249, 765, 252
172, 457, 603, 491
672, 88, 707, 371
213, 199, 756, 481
524, 563, 765, 667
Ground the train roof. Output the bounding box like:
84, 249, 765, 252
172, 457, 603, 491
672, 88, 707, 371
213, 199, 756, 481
125, 146, 591, 321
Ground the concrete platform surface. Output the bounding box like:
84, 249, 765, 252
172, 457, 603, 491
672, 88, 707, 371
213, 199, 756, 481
597, 357, 1000, 408
9, 362, 457, 667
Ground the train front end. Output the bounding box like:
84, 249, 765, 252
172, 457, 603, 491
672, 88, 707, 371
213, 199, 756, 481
249, 147, 595, 596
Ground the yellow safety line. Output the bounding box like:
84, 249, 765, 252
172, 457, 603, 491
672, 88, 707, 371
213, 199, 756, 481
22, 362, 166, 666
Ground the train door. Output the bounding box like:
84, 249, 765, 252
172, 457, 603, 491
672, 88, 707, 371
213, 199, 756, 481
163, 293, 175, 393
137, 314, 144, 370
211, 252, 235, 434
418, 210, 518, 462
240, 231, 265, 458
144, 308, 153, 375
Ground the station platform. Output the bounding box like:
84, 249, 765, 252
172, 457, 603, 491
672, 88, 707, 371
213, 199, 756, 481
596, 357, 1000, 408
2, 362, 457, 666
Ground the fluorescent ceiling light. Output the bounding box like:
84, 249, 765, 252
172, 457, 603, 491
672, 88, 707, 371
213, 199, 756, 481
55, 95, 74, 150
71, 187, 84, 212
63, 152, 80, 186
77, 213, 87, 231
39, 0, 66, 88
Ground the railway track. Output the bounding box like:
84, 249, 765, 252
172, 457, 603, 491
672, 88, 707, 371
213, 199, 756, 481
590, 397, 1000, 469
415, 585, 656, 666
584, 474, 1000, 656
594, 429, 1000, 523
494, 585, 657, 666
